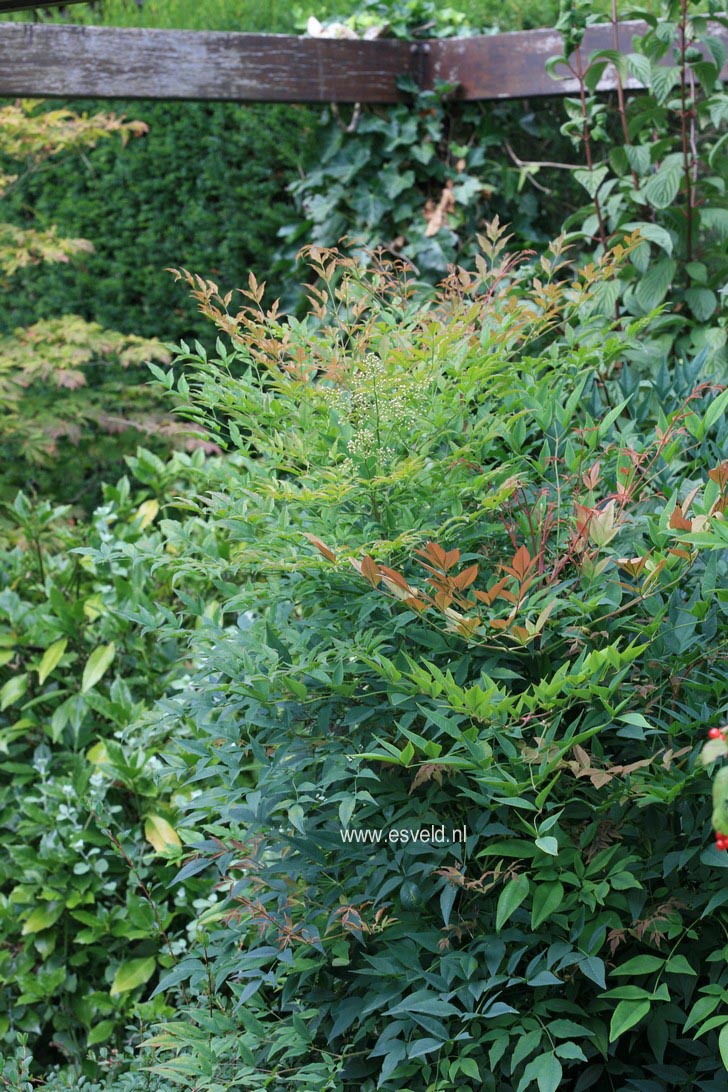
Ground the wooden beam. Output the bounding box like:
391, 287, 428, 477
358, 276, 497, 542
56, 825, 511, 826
0, 19, 726, 103
0, 1, 90, 11
432, 21, 728, 98
0, 23, 413, 102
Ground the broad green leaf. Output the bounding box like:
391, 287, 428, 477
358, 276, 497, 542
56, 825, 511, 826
519, 1051, 562, 1092
288, 803, 305, 833
407, 1037, 443, 1059
0, 673, 27, 711
635, 258, 676, 312
496, 873, 529, 933
144, 815, 182, 853
88, 1020, 115, 1046
609, 998, 650, 1041
574, 164, 609, 199
531, 881, 564, 930
21, 901, 64, 935
686, 287, 718, 323
338, 796, 355, 828
623, 221, 673, 255
642, 165, 681, 209
110, 956, 156, 996
134, 498, 159, 529
665, 954, 696, 976
705, 387, 728, 433
719, 1024, 728, 1072
81, 642, 116, 694
38, 638, 67, 685
535, 835, 558, 856
611, 954, 664, 975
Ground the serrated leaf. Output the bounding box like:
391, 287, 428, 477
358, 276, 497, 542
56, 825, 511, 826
574, 165, 609, 199
38, 638, 67, 685
110, 956, 156, 996
642, 165, 681, 209
686, 287, 717, 323
623, 221, 673, 255
144, 815, 182, 853
650, 63, 679, 103
81, 643, 116, 694
635, 258, 676, 312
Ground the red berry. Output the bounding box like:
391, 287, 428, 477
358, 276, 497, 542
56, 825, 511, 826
709, 727, 724, 740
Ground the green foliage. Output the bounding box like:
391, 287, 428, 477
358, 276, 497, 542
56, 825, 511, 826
0, 100, 190, 507
1, 99, 316, 343
552, 0, 728, 366
122, 240, 728, 1089
0, 452, 215, 1074
281, 0, 581, 287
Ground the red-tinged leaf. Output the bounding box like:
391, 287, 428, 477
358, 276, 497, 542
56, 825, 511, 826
708, 462, 728, 490
418, 541, 448, 568
378, 565, 409, 589
668, 505, 691, 531
474, 576, 510, 606
453, 563, 479, 590
442, 548, 461, 571
434, 591, 454, 610
303, 533, 337, 563
361, 555, 381, 586
616, 555, 649, 578
511, 545, 533, 580
404, 596, 427, 613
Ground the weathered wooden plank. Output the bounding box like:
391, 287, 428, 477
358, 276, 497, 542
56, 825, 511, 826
0, 22, 413, 102
432, 21, 728, 99
0, 1, 89, 11
1, 19, 727, 103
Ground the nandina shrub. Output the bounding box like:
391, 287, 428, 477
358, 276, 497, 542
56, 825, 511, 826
142, 236, 728, 1091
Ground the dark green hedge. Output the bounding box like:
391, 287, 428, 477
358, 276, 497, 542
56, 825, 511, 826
2, 99, 315, 343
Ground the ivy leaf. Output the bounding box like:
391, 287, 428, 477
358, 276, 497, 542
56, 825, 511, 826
81, 642, 116, 693
110, 957, 156, 996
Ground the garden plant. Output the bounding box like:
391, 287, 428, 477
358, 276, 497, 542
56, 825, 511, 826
0, 0, 726, 1089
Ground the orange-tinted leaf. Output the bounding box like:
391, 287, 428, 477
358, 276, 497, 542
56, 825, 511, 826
303, 533, 337, 563
668, 505, 692, 531
361, 555, 381, 586
708, 462, 728, 490
453, 563, 479, 590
